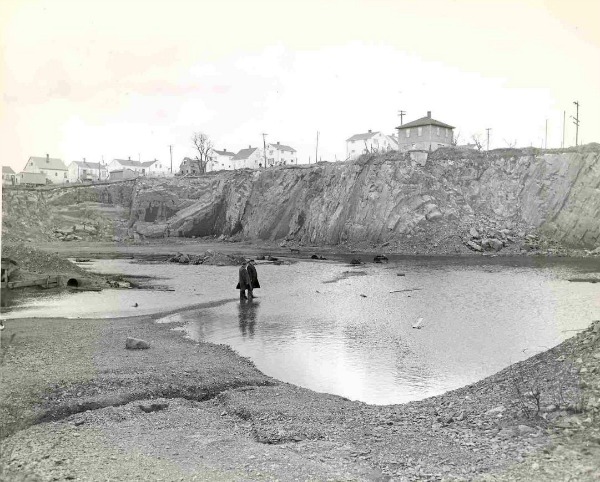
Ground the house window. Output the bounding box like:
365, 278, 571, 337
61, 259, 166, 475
417, 127, 423, 137
405, 129, 410, 138
55, 172, 58, 177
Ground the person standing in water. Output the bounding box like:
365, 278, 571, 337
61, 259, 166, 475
237, 261, 251, 301
246, 259, 260, 299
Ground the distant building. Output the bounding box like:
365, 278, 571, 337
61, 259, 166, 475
231, 146, 264, 170
18, 171, 47, 186
68, 160, 108, 183
179, 157, 201, 175
109, 168, 138, 181
2, 166, 16, 185
141, 159, 171, 177
345, 130, 397, 160
23, 154, 68, 184
206, 149, 236, 172
107, 158, 145, 176
265, 142, 297, 166
396, 111, 454, 151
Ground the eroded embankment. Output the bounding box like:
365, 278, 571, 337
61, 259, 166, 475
1, 308, 599, 481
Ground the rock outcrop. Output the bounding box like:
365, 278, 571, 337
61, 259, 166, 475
4, 145, 600, 251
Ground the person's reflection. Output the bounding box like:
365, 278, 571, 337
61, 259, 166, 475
238, 299, 259, 338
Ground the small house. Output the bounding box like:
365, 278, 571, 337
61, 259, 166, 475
346, 130, 397, 160
396, 111, 454, 151
2, 166, 16, 185
23, 154, 68, 184
265, 142, 297, 167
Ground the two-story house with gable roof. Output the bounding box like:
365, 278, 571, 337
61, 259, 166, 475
266, 142, 297, 166
23, 154, 68, 184
345, 130, 397, 160
206, 149, 236, 172
231, 146, 264, 170
68, 160, 109, 183
396, 111, 454, 151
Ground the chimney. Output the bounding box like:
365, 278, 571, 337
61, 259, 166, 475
368, 129, 372, 133
128, 156, 131, 160
427, 111, 431, 118
277, 141, 280, 145
249, 145, 251, 149
46, 153, 49, 163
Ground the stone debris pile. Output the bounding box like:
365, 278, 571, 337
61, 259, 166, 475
167, 251, 246, 266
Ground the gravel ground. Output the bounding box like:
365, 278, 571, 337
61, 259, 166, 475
1, 303, 599, 481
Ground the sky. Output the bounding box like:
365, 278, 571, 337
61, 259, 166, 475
1, 0, 599, 172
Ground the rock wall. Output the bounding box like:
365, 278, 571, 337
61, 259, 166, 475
125, 146, 600, 250
4, 146, 600, 250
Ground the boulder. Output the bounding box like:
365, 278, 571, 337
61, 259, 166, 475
178, 254, 190, 264
469, 227, 479, 238
350, 258, 362, 265
425, 210, 443, 222
373, 254, 388, 263
466, 241, 483, 252
487, 238, 504, 251
139, 402, 169, 413
125, 337, 150, 350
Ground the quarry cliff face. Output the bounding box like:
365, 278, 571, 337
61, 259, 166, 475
125, 146, 600, 249
3, 146, 599, 251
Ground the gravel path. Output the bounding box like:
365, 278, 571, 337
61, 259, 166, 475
1, 306, 599, 480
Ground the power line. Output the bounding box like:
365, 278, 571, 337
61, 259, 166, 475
261, 133, 268, 168
397, 110, 406, 126
571, 101, 580, 146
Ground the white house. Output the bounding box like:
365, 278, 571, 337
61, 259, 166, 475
266, 142, 297, 166
345, 131, 397, 160
107, 158, 145, 176
206, 149, 236, 172
141, 159, 171, 177
231, 146, 264, 170
23, 154, 68, 184
2, 166, 16, 186
68, 160, 109, 183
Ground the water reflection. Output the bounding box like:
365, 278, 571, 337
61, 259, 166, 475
238, 299, 259, 338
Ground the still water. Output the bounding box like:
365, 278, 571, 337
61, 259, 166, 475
3, 256, 599, 404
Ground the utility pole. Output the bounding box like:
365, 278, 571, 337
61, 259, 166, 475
571, 101, 580, 146
486, 128, 491, 151
169, 145, 173, 174
261, 133, 268, 168
315, 131, 319, 165
562, 111, 565, 148
397, 110, 406, 126
544, 119, 548, 150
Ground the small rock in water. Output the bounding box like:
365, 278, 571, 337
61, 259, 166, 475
360, 294, 367, 298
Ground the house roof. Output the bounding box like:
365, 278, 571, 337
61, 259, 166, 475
213, 149, 236, 157
70, 161, 106, 170
268, 143, 296, 153
397, 115, 454, 130
19, 172, 47, 184
141, 160, 157, 167
28, 156, 67, 171
346, 131, 380, 142
112, 158, 143, 167
2, 166, 15, 174
232, 148, 258, 161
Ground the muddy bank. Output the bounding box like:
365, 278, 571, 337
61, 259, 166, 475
1, 304, 599, 480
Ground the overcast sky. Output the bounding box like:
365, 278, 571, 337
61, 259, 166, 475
1, 0, 599, 172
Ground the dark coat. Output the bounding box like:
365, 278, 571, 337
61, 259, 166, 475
237, 265, 251, 290
247, 263, 260, 289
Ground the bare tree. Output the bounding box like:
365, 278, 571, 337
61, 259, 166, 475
191, 132, 214, 174
503, 138, 517, 148
451, 130, 461, 146
472, 134, 484, 152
